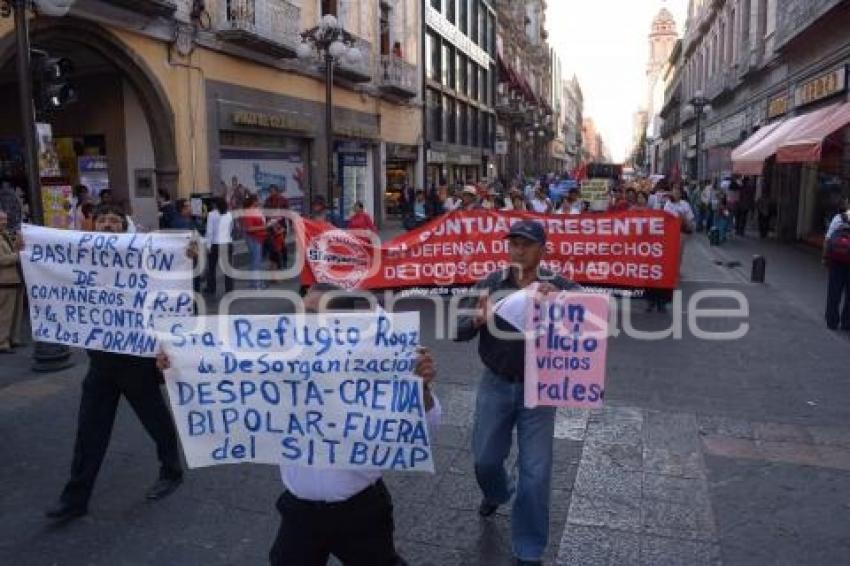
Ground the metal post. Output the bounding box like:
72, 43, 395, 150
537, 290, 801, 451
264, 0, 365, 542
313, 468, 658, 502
14, 0, 73, 373
14, 0, 42, 224
325, 52, 335, 214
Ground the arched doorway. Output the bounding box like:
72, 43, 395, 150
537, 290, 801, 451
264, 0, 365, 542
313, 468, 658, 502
0, 17, 178, 229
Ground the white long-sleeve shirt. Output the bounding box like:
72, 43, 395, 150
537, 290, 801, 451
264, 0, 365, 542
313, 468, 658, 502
280, 395, 442, 502
205, 210, 233, 245
826, 212, 849, 239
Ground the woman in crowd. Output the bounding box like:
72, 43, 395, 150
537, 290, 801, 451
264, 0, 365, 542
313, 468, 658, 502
0, 209, 22, 353
241, 194, 267, 289
347, 201, 378, 233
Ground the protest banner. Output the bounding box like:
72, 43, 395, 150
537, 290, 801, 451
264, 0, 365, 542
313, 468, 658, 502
155, 312, 434, 472
580, 179, 611, 212
20, 225, 194, 356
299, 209, 682, 291
525, 291, 609, 409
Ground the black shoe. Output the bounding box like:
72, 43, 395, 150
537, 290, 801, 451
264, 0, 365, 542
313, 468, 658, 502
45, 501, 87, 521
515, 560, 543, 566
145, 476, 183, 501
478, 499, 499, 517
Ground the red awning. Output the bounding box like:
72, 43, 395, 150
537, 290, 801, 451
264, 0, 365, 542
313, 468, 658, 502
776, 101, 850, 163
732, 115, 807, 175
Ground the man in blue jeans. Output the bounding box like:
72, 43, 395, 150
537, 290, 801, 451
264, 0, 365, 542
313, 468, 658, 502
456, 220, 579, 565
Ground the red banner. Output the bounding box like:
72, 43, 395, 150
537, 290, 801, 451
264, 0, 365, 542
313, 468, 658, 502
298, 210, 682, 290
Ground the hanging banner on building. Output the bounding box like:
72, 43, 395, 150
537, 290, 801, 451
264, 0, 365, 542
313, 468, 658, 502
299, 210, 682, 291
155, 312, 434, 472
20, 225, 195, 356
220, 149, 307, 213
524, 290, 609, 409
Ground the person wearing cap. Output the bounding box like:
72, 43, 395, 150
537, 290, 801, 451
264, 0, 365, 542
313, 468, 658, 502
456, 220, 579, 566
460, 186, 481, 211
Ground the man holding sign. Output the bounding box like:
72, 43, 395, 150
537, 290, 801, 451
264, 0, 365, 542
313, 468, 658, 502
156, 284, 442, 566
456, 220, 579, 566
43, 205, 196, 521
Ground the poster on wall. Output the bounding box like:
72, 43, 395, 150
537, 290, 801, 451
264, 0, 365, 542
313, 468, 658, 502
78, 156, 110, 198
220, 149, 307, 213
41, 184, 73, 228
37, 123, 62, 178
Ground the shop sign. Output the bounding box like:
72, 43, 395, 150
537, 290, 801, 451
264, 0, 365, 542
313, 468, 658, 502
334, 124, 380, 140
231, 110, 311, 132
427, 150, 447, 163
767, 93, 789, 119
794, 66, 847, 108
386, 144, 419, 161
495, 141, 508, 155
450, 153, 481, 165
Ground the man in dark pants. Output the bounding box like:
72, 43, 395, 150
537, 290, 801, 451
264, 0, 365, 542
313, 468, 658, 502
45, 206, 186, 520
824, 199, 850, 331
456, 220, 579, 566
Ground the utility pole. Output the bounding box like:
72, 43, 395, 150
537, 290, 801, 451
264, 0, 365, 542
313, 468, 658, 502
10, 0, 73, 372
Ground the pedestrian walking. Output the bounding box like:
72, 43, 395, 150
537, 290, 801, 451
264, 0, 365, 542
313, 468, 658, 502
44, 205, 188, 521
756, 193, 773, 238
0, 210, 23, 353
241, 194, 267, 289
823, 197, 850, 331
737, 177, 755, 236
204, 197, 234, 297
157, 283, 442, 565
456, 220, 579, 565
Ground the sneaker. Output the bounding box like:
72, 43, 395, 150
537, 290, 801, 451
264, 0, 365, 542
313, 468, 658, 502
145, 476, 183, 501
478, 499, 499, 517
45, 501, 87, 521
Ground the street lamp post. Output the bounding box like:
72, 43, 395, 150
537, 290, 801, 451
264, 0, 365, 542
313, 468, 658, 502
298, 15, 361, 219
686, 90, 712, 183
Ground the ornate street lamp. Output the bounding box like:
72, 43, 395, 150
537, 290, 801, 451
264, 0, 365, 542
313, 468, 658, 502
298, 15, 362, 217
686, 90, 712, 183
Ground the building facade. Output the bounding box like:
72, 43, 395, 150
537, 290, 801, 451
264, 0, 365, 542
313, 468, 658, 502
424, 0, 497, 187
664, 0, 850, 243
493, 0, 554, 181
562, 75, 584, 172
0, 0, 423, 228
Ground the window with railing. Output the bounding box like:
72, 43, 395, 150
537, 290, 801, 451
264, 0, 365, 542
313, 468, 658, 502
472, 108, 479, 147
471, 62, 478, 100
321, 0, 337, 16
226, 0, 256, 26
442, 44, 452, 87
458, 53, 467, 95
459, 0, 468, 35
428, 32, 440, 82
380, 3, 390, 56
471, 0, 479, 44
447, 0, 455, 25
460, 103, 469, 146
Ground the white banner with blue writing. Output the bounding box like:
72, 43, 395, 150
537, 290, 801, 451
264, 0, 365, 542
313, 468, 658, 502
20, 225, 194, 356
155, 312, 434, 472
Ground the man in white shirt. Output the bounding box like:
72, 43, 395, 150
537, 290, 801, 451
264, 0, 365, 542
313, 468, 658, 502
204, 197, 234, 296
269, 283, 442, 565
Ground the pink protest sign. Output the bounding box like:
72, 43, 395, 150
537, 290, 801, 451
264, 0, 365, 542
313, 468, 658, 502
524, 292, 610, 409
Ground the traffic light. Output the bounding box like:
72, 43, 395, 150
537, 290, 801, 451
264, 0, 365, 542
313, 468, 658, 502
31, 49, 76, 114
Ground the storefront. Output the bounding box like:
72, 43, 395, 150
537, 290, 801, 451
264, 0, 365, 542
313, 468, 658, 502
427, 147, 484, 187
384, 143, 418, 219
207, 81, 381, 222
733, 64, 850, 243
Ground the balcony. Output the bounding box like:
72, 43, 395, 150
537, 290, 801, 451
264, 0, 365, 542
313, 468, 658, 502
104, 0, 177, 17
215, 0, 301, 59
775, 0, 845, 51
332, 35, 373, 84
705, 68, 733, 101
378, 55, 417, 98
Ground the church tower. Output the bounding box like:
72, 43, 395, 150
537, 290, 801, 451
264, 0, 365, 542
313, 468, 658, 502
648, 6, 678, 81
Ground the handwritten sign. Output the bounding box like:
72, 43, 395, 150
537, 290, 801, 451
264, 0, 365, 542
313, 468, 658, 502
580, 179, 611, 212
525, 292, 609, 409
20, 225, 194, 356
155, 312, 434, 472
